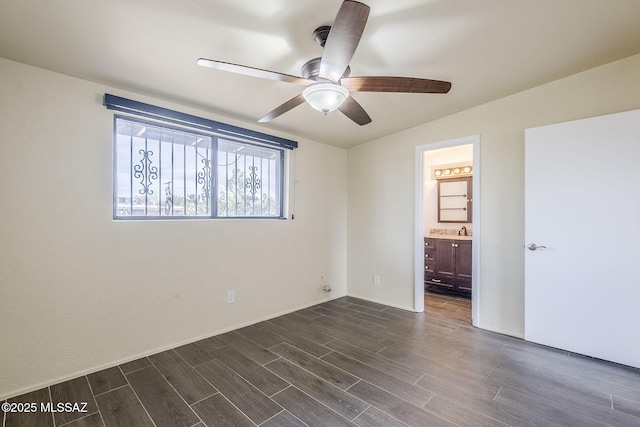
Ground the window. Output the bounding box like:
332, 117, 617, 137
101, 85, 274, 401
216, 139, 283, 217
106, 94, 296, 220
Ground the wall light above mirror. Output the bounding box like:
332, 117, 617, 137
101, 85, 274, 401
434, 165, 472, 179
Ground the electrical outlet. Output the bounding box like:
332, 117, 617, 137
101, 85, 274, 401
227, 290, 235, 304
373, 275, 380, 286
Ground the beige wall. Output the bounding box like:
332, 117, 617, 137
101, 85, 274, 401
347, 54, 640, 336
0, 58, 347, 399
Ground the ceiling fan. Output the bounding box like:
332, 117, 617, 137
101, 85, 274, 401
197, 0, 451, 126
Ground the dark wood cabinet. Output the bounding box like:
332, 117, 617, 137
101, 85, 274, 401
425, 237, 472, 296
423, 238, 435, 274
455, 240, 472, 292
434, 239, 456, 277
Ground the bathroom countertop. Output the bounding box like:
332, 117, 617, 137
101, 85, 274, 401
426, 234, 472, 240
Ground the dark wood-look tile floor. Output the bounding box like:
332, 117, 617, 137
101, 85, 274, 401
3, 295, 640, 426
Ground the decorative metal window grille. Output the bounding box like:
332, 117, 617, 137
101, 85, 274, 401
216, 139, 283, 217
114, 117, 284, 219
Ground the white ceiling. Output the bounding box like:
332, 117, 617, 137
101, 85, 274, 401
2, 0, 640, 148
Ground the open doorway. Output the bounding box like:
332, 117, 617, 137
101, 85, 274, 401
414, 135, 480, 327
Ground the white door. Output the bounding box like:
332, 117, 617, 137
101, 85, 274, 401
525, 109, 640, 368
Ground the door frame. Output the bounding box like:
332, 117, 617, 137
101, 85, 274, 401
414, 135, 480, 327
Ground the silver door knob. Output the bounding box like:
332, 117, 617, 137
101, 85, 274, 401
527, 243, 547, 251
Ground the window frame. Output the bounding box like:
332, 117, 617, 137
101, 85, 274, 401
107, 94, 295, 221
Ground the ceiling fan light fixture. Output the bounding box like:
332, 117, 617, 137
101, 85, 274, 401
302, 82, 349, 113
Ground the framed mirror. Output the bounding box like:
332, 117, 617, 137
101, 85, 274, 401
438, 177, 472, 223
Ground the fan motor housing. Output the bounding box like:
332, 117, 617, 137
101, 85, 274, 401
301, 58, 322, 80
301, 57, 351, 81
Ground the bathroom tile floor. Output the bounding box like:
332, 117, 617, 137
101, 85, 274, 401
3, 295, 640, 426
424, 290, 472, 325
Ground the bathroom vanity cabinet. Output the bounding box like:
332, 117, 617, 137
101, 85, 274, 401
424, 237, 472, 296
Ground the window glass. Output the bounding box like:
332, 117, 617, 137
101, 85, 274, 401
114, 117, 284, 219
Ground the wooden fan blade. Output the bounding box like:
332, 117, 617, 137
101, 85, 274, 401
319, 1, 370, 82
338, 96, 372, 126
341, 76, 452, 93
197, 58, 314, 86
258, 94, 306, 123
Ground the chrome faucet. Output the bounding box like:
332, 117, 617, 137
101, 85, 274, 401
458, 226, 468, 236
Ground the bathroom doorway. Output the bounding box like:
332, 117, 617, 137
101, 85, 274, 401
414, 135, 480, 327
